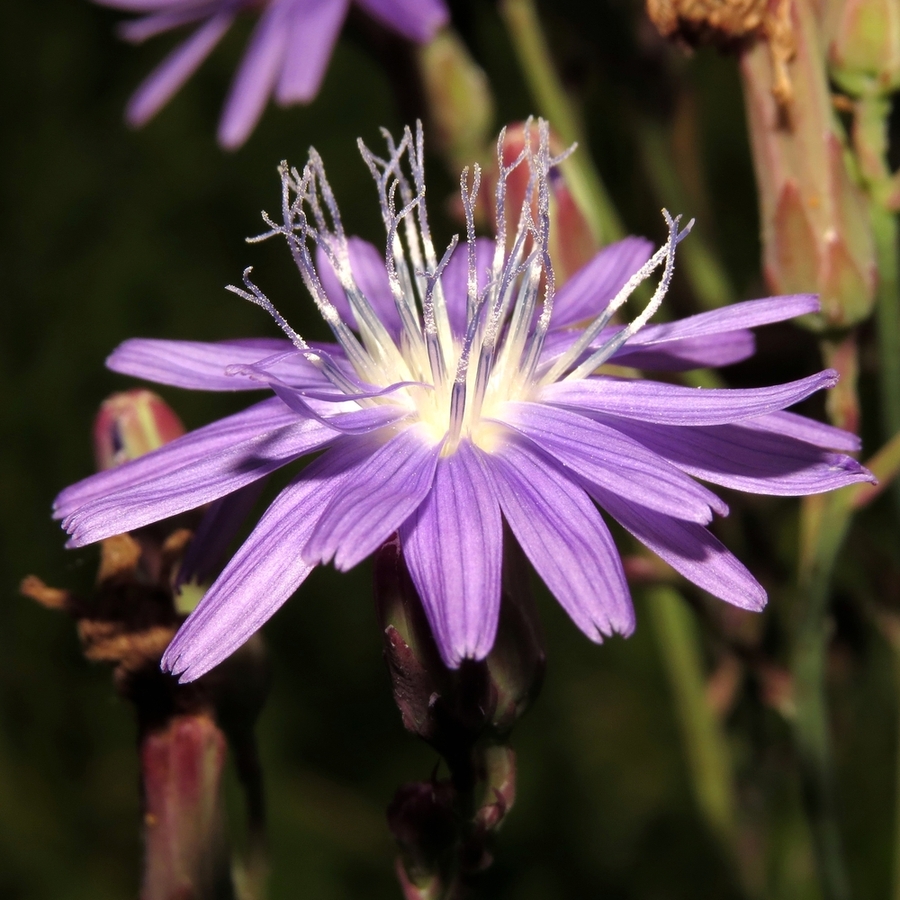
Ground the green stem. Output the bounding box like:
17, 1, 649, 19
792, 432, 900, 898
791, 590, 850, 900
793, 491, 854, 900
890, 639, 900, 900
871, 203, 900, 517
855, 427, 900, 900
646, 587, 747, 884
636, 118, 737, 310
792, 323, 900, 900
499, 0, 624, 244
852, 92, 900, 514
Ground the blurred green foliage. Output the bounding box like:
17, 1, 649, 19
1, 1, 898, 898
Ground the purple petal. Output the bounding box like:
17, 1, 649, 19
163, 444, 367, 681
61, 404, 399, 545
96, 1, 212, 9
400, 441, 502, 667
627, 294, 820, 343
304, 423, 442, 570
609, 295, 819, 370
749, 410, 862, 452
107, 338, 328, 391
550, 237, 655, 329
119, 8, 212, 44
126, 11, 235, 127
540, 370, 839, 426
482, 437, 634, 640
178, 479, 268, 586
590, 486, 766, 612
590, 415, 873, 495
275, 0, 349, 104
217, 0, 293, 148
500, 401, 727, 523
612, 330, 756, 371
542, 294, 820, 373
440, 238, 495, 336
55, 397, 294, 517
315, 237, 402, 335
354, 0, 449, 42
539, 326, 756, 374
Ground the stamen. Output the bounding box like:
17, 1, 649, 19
226, 269, 360, 396
446, 282, 494, 443
307, 150, 345, 240
540, 210, 691, 385
446, 378, 467, 449
238, 118, 674, 459
408, 122, 454, 364
276, 163, 380, 382
285, 156, 407, 375
387, 130, 431, 316
460, 165, 482, 326
564, 212, 693, 380
492, 251, 541, 392
514, 121, 557, 387
490, 123, 530, 301
358, 137, 426, 353
470, 341, 496, 425
250, 163, 385, 384
422, 235, 459, 388
488, 205, 534, 342
409, 122, 439, 275
452, 120, 552, 428
315, 232, 406, 374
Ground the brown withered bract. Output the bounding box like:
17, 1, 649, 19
22, 530, 191, 707
646, 0, 796, 106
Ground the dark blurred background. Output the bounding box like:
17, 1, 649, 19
1, 1, 894, 898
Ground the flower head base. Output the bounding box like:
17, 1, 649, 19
55, 122, 873, 680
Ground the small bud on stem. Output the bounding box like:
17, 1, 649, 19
375, 535, 544, 898
26, 391, 270, 900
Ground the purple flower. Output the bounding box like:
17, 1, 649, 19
94, 0, 449, 148
55, 122, 873, 680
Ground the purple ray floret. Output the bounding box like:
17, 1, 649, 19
55, 121, 874, 680
94, 0, 449, 147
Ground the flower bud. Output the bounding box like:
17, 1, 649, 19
375, 536, 545, 747
472, 743, 516, 833
374, 535, 450, 744
93, 389, 185, 471
418, 29, 495, 173
141, 714, 231, 900
387, 780, 457, 899
484, 540, 545, 735
739, 0, 877, 328
824, 0, 900, 96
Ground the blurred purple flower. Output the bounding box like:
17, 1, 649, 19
95, 0, 449, 147
56, 122, 872, 680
